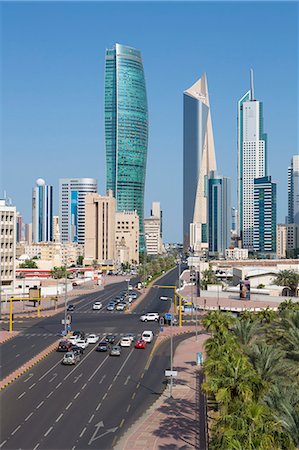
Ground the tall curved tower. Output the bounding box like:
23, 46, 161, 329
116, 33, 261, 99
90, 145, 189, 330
183, 74, 217, 253
105, 43, 148, 251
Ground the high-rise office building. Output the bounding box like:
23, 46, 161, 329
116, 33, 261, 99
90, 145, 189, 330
0, 199, 16, 288
231, 207, 238, 234
238, 70, 267, 249
253, 176, 276, 253
208, 171, 231, 256
59, 178, 97, 244
25, 223, 32, 245
183, 73, 217, 253
105, 43, 148, 251
288, 155, 299, 225
151, 201, 163, 238
16, 212, 23, 242
32, 178, 53, 243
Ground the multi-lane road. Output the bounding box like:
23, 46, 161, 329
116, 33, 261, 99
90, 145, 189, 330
0, 269, 183, 449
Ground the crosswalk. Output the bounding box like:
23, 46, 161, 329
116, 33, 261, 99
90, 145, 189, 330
18, 332, 144, 338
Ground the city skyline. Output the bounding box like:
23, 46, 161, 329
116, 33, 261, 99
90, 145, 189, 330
2, 2, 297, 242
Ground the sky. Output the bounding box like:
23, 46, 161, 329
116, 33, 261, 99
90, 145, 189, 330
1, 1, 298, 243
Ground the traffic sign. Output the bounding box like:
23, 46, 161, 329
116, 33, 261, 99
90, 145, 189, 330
165, 370, 178, 377
61, 319, 71, 325
164, 313, 173, 321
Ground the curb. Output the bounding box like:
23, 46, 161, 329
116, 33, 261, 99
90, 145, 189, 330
0, 339, 60, 391
0, 332, 20, 345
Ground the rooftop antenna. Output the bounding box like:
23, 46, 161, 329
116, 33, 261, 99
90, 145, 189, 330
250, 68, 255, 100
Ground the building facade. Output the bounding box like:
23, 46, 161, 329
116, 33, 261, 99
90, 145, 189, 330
115, 211, 139, 264
151, 201, 163, 238
225, 248, 249, 260
18, 242, 84, 267
0, 199, 16, 288
105, 43, 148, 251
183, 73, 217, 253
25, 223, 32, 245
276, 224, 287, 258
208, 171, 231, 257
59, 178, 97, 245
287, 223, 299, 256
32, 178, 53, 243
84, 192, 116, 265
238, 70, 267, 249
144, 216, 162, 255
16, 212, 23, 242
52, 216, 60, 243
288, 155, 299, 225
253, 176, 276, 253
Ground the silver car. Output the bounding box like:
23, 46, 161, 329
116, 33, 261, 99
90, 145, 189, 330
110, 345, 121, 356
62, 352, 80, 365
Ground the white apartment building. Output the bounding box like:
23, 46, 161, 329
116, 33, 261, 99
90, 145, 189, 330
115, 211, 139, 264
144, 216, 162, 255
0, 199, 16, 289
59, 178, 97, 245
52, 216, 60, 243
225, 247, 249, 260
276, 224, 288, 258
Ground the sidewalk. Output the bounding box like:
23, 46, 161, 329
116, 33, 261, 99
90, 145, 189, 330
116, 328, 209, 450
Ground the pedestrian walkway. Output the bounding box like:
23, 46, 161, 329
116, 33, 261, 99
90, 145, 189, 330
116, 328, 209, 450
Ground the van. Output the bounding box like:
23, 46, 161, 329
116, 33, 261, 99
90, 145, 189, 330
142, 330, 154, 343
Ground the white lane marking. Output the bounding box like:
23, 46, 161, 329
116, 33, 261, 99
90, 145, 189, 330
11, 425, 21, 435
46, 391, 54, 398
124, 375, 131, 385
66, 402, 72, 410
38, 359, 62, 381
73, 373, 83, 383
126, 404, 131, 412
137, 382, 140, 389
79, 427, 87, 438
31, 344, 35, 348
56, 413, 63, 422
37, 400, 44, 409
71, 446, 76, 450
81, 383, 87, 390
74, 392, 80, 399
15, 354, 20, 358
87, 354, 109, 383
62, 343, 99, 382
33, 444, 40, 450
99, 374, 106, 384
0, 440, 7, 448
29, 383, 36, 390
24, 373, 34, 383
49, 373, 57, 383
96, 402, 102, 411
44, 426, 53, 437
55, 382, 62, 389
108, 384, 113, 391
88, 414, 94, 423
18, 392, 26, 399
25, 412, 34, 421
102, 393, 107, 400
113, 348, 135, 383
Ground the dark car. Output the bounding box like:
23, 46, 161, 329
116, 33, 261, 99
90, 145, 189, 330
70, 345, 84, 355
72, 282, 78, 287
96, 342, 110, 352
57, 340, 72, 352
73, 330, 85, 339
67, 304, 75, 312
105, 334, 116, 344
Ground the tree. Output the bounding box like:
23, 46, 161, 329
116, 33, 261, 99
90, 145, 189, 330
51, 266, 69, 279
273, 270, 299, 297
77, 255, 84, 266
278, 299, 299, 313
257, 307, 277, 324
201, 266, 220, 290
233, 319, 258, 347
19, 259, 38, 269
202, 311, 235, 335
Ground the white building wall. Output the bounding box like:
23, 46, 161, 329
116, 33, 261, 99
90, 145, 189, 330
0, 200, 16, 288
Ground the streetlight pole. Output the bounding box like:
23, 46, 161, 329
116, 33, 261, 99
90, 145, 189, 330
170, 315, 173, 398
64, 270, 67, 335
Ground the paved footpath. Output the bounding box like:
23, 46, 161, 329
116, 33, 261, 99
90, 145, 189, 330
116, 327, 209, 450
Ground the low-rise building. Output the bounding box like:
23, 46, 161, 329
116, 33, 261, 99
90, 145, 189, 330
17, 242, 84, 268
225, 247, 249, 260
115, 211, 139, 264
0, 199, 16, 289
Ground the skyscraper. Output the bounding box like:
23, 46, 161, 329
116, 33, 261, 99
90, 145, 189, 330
183, 73, 217, 253
59, 178, 97, 244
238, 70, 267, 249
151, 201, 163, 239
288, 155, 299, 224
105, 43, 148, 251
253, 176, 276, 253
208, 171, 231, 256
32, 178, 53, 242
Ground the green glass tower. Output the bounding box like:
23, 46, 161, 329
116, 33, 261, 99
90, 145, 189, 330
105, 43, 148, 251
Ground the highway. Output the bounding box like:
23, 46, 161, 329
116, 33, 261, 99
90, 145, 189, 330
0, 269, 182, 449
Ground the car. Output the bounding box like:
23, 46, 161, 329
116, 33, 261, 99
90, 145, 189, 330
57, 340, 72, 352
75, 339, 89, 349
72, 282, 78, 287
105, 334, 116, 344
92, 302, 103, 310
142, 330, 154, 343
68, 335, 80, 345
135, 339, 147, 349
120, 337, 132, 347
125, 333, 135, 342
160, 296, 171, 301
116, 303, 126, 311
110, 345, 121, 356
106, 304, 115, 311
73, 330, 85, 339
87, 334, 99, 344
129, 292, 137, 299
140, 312, 160, 322
67, 304, 75, 312
62, 352, 80, 365
69, 345, 84, 355
96, 342, 110, 352
128, 285, 133, 291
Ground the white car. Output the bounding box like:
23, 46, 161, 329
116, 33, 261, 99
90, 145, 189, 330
120, 337, 132, 347
116, 303, 126, 311
76, 339, 89, 349
92, 302, 103, 310
140, 312, 160, 322
67, 335, 80, 345
87, 334, 99, 344
142, 330, 154, 343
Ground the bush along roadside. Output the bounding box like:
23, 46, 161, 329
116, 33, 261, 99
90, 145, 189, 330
202, 302, 299, 450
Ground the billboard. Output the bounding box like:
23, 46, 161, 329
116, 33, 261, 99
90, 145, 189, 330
240, 280, 250, 300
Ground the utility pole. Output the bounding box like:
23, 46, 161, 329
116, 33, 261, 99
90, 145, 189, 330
64, 269, 67, 335
170, 315, 173, 398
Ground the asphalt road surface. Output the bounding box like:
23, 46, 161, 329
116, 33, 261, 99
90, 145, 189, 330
0, 268, 184, 449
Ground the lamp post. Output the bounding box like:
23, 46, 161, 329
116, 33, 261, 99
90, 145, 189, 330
169, 314, 174, 398
64, 269, 68, 336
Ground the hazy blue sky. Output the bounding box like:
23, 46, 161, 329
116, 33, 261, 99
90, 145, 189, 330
1, 1, 298, 242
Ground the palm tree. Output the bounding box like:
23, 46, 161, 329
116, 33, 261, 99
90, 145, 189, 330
233, 319, 258, 347
278, 299, 299, 312
273, 270, 299, 297
19, 259, 38, 269
202, 311, 235, 335
51, 266, 68, 279
257, 307, 277, 323
246, 341, 287, 384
